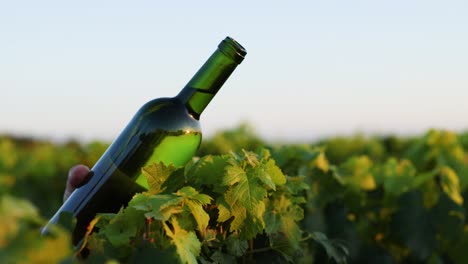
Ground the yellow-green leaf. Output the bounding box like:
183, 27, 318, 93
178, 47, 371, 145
439, 166, 463, 205
164, 218, 201, 264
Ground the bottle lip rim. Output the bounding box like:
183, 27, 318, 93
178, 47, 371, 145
218, 36, 247, 64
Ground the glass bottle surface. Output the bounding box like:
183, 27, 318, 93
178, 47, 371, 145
42, 37, 247, 244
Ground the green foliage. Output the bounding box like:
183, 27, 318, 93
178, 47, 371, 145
319, 134, 386, 164
0, 135, 108, 216
197, 123, 265, 155
0, 195, 73, 264
82, 149, 318, 263
2, 126, 468, 263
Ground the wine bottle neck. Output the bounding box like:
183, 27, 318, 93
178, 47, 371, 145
176, 37, 246, 119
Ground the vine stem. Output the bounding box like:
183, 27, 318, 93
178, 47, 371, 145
75, 216, 101, 256
144, 218, 153, 242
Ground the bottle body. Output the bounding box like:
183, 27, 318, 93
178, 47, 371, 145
45, 98, 201, 243
42, 36, 246, 244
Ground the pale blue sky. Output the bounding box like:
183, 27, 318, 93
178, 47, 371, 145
1, 1, 467, 142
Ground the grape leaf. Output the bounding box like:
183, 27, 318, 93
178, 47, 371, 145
378, 158, 416, 196
240, 201, 266, 239
176, 186, 213, 233
225, 234, 248, 257
226, 161, 270, 208
164, 218, 201, 264
209, 250, 237, 264
314, 152, 329, 172
216, 200, 231, 223
439, 166, 463, 205
222, 162, 268, 239
338, 156, 376, 191
241, 149, 260, 166
184, 155, 230, 188
256, 148, 287, 186
264, 159, 287, 186
99, 206, 146, 247
264, 194, 304, 249
217, 150, 289, 239
270, 145, 321, 176
130, 193, 183, 221
142, 162, 178, 194
219, 197, 246, 232
176, 186, 212, 205
311, 232, 349, 264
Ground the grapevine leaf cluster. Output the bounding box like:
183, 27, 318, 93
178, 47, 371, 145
82, 149, 323, 263
2, 127, 468, 263
271, 130, 468, 263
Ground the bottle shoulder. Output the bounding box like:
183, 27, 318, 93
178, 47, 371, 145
135, 97, 200, 132
140, 97, 177, 111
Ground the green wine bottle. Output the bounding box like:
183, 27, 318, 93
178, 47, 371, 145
42, 37, 246, 244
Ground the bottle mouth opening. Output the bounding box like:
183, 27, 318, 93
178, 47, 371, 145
218, 36, 247, 64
